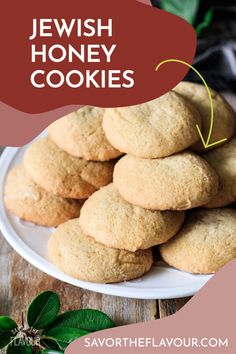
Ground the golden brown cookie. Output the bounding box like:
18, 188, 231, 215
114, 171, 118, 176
24, 137, 114, 199
114, 153, 219, 210
160, 209, 236, 274
174, 82, 236, 152
48, 218, 153, 283
79, 183, 185, 251
47, 106, 122, 161
103, 91, 201, 158
203, 137, 236, 208
4, 165, 82, 227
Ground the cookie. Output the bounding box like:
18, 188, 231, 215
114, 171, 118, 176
48, 218, 153, 283
174, 82, 236, 152
103, 91, 201, 158
79, 183, 185, 251
4, 165, 82, 227
47, 106, 122, 161
160, 209, 236, 274
114, 153, 219, 210
203, 137, 236, 208
24, 137, 114, 199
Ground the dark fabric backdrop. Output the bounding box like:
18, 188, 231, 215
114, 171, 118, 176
152, 1, 236, 92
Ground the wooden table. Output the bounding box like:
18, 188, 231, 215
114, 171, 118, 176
0, 93, 235, 324
0, 235, 190, 323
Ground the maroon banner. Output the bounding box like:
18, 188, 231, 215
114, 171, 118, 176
2, 0, 196, 113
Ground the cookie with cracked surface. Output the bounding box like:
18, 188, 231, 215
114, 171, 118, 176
114, 153, 219, 210
203, 137, 236, 208
174, 82, 236, 152
48, 218, 153, 283
47, 106, 122, 161
103, 91, 201, 158
4, 165, 82, 227
24, 137, 114, 199
79, 183, 185, 252
160, 208, 236, 274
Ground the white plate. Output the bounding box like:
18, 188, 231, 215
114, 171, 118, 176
0, 140, 212, 299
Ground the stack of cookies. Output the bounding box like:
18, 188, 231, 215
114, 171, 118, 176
4, 82, 236, 284
4, 107, 120, 227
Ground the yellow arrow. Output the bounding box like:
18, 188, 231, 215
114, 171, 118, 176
155, 59, 227, 149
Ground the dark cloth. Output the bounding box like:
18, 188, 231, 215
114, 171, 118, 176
152, 1, 236, 92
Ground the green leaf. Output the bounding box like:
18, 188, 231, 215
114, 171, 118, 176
0, 317, 17, 331
44, 327, 89, 350
42, 350, 63, 354
6, 339, 33, 354
196, 8, 214, 37
27, 291, 60, 329
47, 309, 115, 332
0, 316, 17, 348
160, 0, 200, 25
41, 338, 61, 351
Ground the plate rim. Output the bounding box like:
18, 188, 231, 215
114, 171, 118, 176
0, 146, 212, 300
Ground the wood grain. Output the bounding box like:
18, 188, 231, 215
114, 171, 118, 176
0, 235, 12, 315
0, 234, 161, 324
158, 298, 191, 318
0, 234, 190, 323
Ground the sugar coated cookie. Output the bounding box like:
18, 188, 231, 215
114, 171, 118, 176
114, 153, 219, 210
160, 209, 236, 274
174, 82, 236, 152
48, 106, 122, 161
203, 137, 236, 208
4, 165, 82, 227
79, 183, 185, 251
24, 137, 114, 199
103, 91, 201, 158
48, 218, 153, 283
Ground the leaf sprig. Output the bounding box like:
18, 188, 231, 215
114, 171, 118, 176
160, 0, 214, 37
0, 291, 115, 353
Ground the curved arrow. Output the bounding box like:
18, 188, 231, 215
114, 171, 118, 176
155, 59, 227, 149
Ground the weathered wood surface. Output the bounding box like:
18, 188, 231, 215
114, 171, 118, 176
0, 235, 189, 323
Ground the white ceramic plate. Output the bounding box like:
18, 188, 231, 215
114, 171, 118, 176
0, 139, 212, 299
